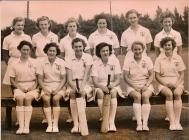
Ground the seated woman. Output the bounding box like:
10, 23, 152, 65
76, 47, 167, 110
9, 41, 39, 134
91, 42, 122, 132
66, 38, 93, 134
37, 43, 66, 133
123, 41, 154, 131
154, 37, 186, 131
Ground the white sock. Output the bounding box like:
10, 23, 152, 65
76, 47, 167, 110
44, 107, 52, 127
109, 98, 117, 125
16, 106, 25, 129
52, 107, 60, 127
165, 101, 175, 125
70, 99, 79, 127
142, 104, 151, 125
97, 99, 103, 116
174, 100, 182, 124
24, 106, 33, 129
133, 103, 142, 125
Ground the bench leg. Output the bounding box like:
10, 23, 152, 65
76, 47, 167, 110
5, 107, 12, 129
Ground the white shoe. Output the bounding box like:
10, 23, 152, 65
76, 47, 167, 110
16, 127, 23, 134
98, 117, 102, 122
15, 121, 19, 126
165, 117, 169, 121
142, 124, 149, 131
175, 123, 183, 131
169, 124, 176, 131
46, 125, 52, 133
71, 126, 79, 133
132, 116, 136, 121
22, 127, 30, 134
42, 118, 48, 124
52, 126, 59, 133
136, 124, 143, 131
109, 124, 117, 132
66, 118, 73, 123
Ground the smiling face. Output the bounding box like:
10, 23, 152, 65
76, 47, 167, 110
100, 46, 110, 62
163, 41, 173, 54
13, 21, 24, 34
39, 19, 50, 32
162, 17, 173, 31
97, 19, 107, 30
20, 45, 31, 59
73, 41, 84, 57
47, 46, 57, 60
128, 13, 139, 26
132, 44, 144, 60
67, 21, 77, 34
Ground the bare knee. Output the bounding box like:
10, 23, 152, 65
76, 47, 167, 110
173, 89, 183, 100
53, 95, 61, 106
16, 96, 24, 106
142, 91, 152, 104
97, 89, 104, 99
42, 95, 51, 107
25, 96, 34, 106
161, 88, 173, 101
130, 91, 141, 103
110, 89, 117, 98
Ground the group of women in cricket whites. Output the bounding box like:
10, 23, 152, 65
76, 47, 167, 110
2, 9, 186, 135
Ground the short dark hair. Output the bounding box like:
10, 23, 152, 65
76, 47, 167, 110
43, 42, 61, 55
126, 9, 141, 18
94, 13, 110, 29
131, 41, 145, 51
96, 42, 112, 58
72, 38, 86, 51
160, 11, 174, 23
17, 40, 33, 51
160, 37, 176, 49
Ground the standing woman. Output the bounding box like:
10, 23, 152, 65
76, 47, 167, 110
66, 38, 93, 133
154, 11, 182, 57
9, 41, 39, 134
32, 16, 59, 124
60, 17, 90, 61
154, 37, 185, 130
91, 42, 123, 132
37, 43, 66, 133
123, 41, 154, 131
3, 17, 31, 85
88, 14, 120, 58
32, 16, 58, 59
121, 9, 152, 57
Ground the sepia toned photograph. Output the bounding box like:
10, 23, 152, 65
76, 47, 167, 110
1, 0, 188, 139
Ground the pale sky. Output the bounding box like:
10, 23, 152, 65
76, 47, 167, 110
0, 0, 188, 29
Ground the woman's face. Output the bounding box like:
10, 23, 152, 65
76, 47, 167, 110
132, 44, 143, 59
67, 22, 77, 34
162, 17, 173, 31
39, 19, 50, 32
163, 41, 173, 54
100, 46, 110, 61
97, 19, 107, 29
20, 45, 31, 58
47, 47, 57, 60
13, 21, 24, 34
128, 13, 139, 26
73, 41, 84, 56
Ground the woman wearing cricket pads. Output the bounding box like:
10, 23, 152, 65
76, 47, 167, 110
66, 38, 93, 134
91, 42, 122, 132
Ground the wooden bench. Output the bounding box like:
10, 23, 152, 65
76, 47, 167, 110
1, 91, 189, 129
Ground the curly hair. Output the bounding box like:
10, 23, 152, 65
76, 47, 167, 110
160, 37, 176, 49
43, 42, 61, 55
95, 42, 112, 58
17, 40, 33, 51
36, 16, 51, 30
